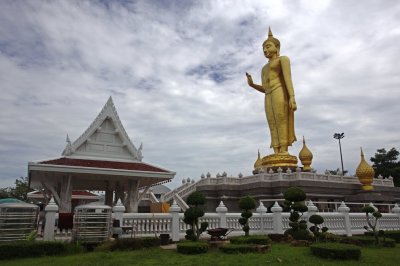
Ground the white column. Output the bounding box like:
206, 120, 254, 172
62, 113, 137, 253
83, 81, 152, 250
216, 201, 228, 228
112, 199, 126, 227
391, 203, 400, 228
44, 197, 59, 241
271, 201, 283, 234
256, 201, 268, 234
306, 200, 318, 231
169, 200, 181, 242
338, 201, 352, 236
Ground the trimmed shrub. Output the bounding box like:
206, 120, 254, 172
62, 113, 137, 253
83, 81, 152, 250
0, 241, 83, 260
340, 236, 375, 246
382, 239, 396, 247
283, 187, 310, 241
176, 241, 208, 254
238, 196, 256, 236
267, 233, 287, 242
229, 235, 271, 245
95, 237, 159, 252
310, 243, 361, 260
384, 230, 400, 243
220, 244, 261, 254
183, 192, 208, 241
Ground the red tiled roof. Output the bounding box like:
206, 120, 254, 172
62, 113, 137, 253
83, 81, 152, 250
38, 157, 169, 173
31, 190, 98, 196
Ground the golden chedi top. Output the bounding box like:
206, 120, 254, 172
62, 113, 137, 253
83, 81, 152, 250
254, 150, 262, 170
299, 136, 313, 171
355, 148, 375, 191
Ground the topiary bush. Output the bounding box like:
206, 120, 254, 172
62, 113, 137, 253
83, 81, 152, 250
176, 241, 208, 254
229, 235, 271, 245
361, 205, 382, 246
183, 191, 208, 241
310, 243, 361, 260
267, 233, 287, 242
238, 196, 256, 236
283, 187, 312, 241
0, 241, 83, 260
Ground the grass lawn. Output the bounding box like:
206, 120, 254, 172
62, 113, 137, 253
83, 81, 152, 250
1, 243, 400, 266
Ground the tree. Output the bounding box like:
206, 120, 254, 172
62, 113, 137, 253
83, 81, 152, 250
370, 147, 400, 186
0, 177, 33, 201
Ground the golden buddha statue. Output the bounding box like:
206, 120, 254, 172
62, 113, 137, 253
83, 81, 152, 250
247, 27, 298, 170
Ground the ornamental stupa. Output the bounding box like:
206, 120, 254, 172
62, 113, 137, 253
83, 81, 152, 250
355, 148, 375, 191
298, 137, 313, 172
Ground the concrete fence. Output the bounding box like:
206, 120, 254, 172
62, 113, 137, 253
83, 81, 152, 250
42, 199, 400, 242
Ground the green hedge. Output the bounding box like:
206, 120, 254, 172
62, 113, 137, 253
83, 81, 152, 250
382, 239, 396, 247
95, 237, 159, 251
229, 235, 271, 245
176, 241, 208, 255
340, 236, 375, 246
220, 243, 265, 254
267, 234, 287, 242
310, 243, 361, 260
0, 241, 83, 260
383, 230, 400, 243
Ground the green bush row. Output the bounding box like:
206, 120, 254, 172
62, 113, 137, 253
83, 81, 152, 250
0, 241, 83, 260
95, 237, 159, 251
310, 243, 361, 260
219, 243, 266, 254
229, 235, 271, 245
176, 241, 208, 254
267, 233, 287, 242
340, 236, 376, 246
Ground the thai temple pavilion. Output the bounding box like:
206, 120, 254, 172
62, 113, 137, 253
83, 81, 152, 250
28, 97, 175, 213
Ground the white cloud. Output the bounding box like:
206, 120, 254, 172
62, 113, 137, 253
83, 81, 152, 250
0, 0, 399, 189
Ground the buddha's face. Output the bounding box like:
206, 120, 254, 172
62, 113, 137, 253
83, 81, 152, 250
263, 41, 278, 59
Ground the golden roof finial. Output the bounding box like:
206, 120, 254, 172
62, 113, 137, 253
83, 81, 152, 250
299, 136, 313, 171
254, 149, 262, 170
356, 147, 374, 191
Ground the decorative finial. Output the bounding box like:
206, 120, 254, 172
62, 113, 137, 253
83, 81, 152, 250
62, 134, 73, 156
356, 147, 374, 191
299, 136, 313, 171
268, 26, 273, 38
254, 149, 262, 171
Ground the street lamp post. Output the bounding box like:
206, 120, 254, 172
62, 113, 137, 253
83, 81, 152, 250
333, 133, 345, 175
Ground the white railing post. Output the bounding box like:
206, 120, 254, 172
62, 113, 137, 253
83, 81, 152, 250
169, 200, 181, 242
112, 199, 126, 226
306, 200, 318, 231
338, 201, 352, 236
271, 201, 283, 234
44, 197, 59, 241
216, 201, 228, 228
391, 203, 400, 227
256, 201, 267, 234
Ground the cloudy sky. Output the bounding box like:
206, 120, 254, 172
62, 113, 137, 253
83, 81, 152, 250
1, 0, 399, 189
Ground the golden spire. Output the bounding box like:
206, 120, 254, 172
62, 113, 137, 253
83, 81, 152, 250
268, 26, 273, 38
254, 149, 262, 170
356, 147, 375, 190
299, 136, 313, 171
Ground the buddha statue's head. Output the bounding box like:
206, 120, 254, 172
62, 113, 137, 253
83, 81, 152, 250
262, 27, 280, 58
